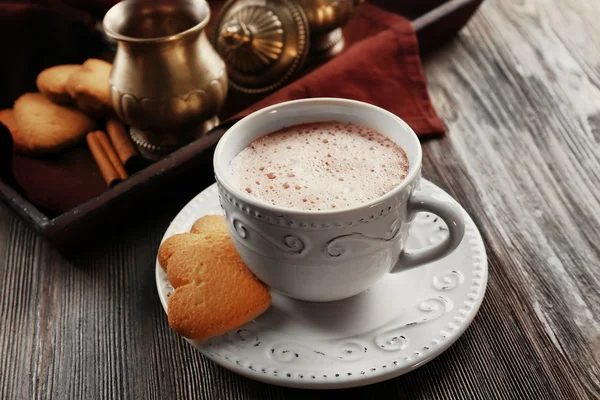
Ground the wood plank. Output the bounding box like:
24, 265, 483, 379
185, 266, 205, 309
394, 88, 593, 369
422, 0, 600, 396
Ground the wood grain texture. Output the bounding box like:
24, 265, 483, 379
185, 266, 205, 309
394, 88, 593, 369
2, 0, 600, 398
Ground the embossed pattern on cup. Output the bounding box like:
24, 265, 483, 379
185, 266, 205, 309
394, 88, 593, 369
218, 175, 419, 301
213, 98, 464, 302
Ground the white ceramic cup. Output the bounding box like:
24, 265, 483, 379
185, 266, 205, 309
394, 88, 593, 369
213, 98, 465, 302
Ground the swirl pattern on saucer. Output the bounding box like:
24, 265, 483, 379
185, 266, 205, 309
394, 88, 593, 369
268, 340, 368, 364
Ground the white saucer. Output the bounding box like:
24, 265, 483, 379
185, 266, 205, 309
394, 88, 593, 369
156, 179, 488, 389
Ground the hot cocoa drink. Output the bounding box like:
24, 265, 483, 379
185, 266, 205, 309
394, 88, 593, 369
229, 121, 409, 211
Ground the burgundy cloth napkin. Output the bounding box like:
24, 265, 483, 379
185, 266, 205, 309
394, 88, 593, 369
0, 1, 445, 215
229, 3, 445, 136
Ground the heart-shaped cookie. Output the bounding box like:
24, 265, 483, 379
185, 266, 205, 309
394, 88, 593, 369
158, 215, 271, 341
66, 58, 112, 118
12, 93, 96, 154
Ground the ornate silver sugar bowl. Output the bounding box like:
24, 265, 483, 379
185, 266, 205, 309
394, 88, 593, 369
212, 0, 362, 94
103, 0, 228, 159
297, 0, 364, 59
212, 0, 310, 94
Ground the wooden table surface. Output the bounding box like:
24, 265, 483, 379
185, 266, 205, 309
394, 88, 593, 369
2, 0, 600, 398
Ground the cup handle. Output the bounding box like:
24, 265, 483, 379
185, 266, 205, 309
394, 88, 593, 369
390, 193, 465, 273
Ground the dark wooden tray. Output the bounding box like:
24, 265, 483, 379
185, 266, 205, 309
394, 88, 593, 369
0, 0, 483, 252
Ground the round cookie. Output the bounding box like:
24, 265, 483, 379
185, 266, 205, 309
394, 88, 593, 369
13, 93, 96, 154
36, 64, 81, 104
82, 58, 112, 71
66, 58, 112, 117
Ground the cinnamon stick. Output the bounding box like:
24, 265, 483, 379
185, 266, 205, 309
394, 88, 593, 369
86, 131, 121, 187
106, 118, 138, 167
94, 130, 128, 180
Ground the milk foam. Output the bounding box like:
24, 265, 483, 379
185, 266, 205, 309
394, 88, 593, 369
229, 121, 409, 211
